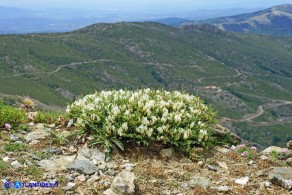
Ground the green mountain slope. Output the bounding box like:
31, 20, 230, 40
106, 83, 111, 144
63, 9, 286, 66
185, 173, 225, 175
0, 22, 291, 148
197, 4, 292, 35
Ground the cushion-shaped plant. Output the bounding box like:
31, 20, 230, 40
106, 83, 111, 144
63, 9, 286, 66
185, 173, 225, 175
66, 89, 216, 158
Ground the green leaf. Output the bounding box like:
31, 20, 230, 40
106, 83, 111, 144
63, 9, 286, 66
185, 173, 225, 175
110, 137, 124, 151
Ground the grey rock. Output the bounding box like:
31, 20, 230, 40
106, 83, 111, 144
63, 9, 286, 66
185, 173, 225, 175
79, 148, 92, 159
207, 165, 218, 172
287, 141, 292, 150
280, 150, 292, 160
215, 146, 230, 154
66, 175, 75, 182
14, 141, 24, 144
37, 155, 75, 173
62, 182, 75, 191
11, 160, 22, 169
76, 147, 106, 164
107, 169, 116, 176
67, 160, 98, 175
213, 124, 241, 144
160, 148, 174, 158
262, 146, 286, 154
269, 167, 292, 189
182, 177, 209, 189
47, 147, 62, 155
25, 123, 51, 142
91, 149, 106, 163
286, 158, 292, 166
110, 170, 135, 194
25, 160, 33, 166
10, 134, 21, 142
218, 186, 230, 192
31, 154, 42, 161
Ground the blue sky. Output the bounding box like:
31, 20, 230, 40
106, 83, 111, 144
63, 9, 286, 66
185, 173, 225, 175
0, 0, 291, 10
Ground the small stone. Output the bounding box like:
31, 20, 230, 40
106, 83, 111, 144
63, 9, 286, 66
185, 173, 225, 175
87, 173, 100, 183
264, 181, 271, 188
106, 169, 116, 176
47, 147, 62, 155
287, 141, 292, 150
25, 160, 33, 166
218, 186, 229, 192
235, 177, 249, 186
185, 177, 209, 189
160, 148, 174, 158
98, 163, 107, 171
67, 119, 74, 128
14, 141, 24, 144
66, 175, 75, 182
110, 170, 135, 194
120, 163, 136, 171
31, 154, 42, 161
217, 161, 228, 170
215, 146, 230, 154
69, 146, 78, 154
103, 188, 118, 195
260, 155, 269, 160
48, 124, 55, 128
27, 122, 35, 126
3, 156, 9, 162
67, 160, 99, 175
149, 179, 157, 183
197, 161, 204, 168
11, 160, 22, 168
29, 140, 40, 145
77, 174, 87, 182
286, 158, 292, 166
207, 165, 218, 172
248, 160, 255, 165
62, 182, 75, 191
10, 134, 20, 142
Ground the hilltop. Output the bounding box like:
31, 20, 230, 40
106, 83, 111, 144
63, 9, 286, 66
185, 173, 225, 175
196, 4, 292, 35
0, 22, 291, 148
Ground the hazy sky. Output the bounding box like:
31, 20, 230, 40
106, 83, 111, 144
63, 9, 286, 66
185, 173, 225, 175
0, 0, 291, 10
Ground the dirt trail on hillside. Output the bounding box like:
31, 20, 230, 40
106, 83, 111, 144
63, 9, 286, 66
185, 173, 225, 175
197, 68, 241, 83
222, 91, 292, 123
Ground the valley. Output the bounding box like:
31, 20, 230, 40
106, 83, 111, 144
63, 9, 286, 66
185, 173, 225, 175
0, 22, 291, 148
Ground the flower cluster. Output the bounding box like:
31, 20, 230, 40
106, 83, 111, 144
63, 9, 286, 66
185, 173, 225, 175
231, 144, 258, 158
67, 89, 216, 151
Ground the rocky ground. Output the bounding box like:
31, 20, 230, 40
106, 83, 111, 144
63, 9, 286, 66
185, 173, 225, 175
0, 121, 292, 195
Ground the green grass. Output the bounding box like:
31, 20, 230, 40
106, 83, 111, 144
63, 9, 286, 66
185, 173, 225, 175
4, 143, 27, 152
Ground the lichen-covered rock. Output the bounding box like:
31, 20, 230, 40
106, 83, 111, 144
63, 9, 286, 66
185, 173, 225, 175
110, 170, 135, 195
268, 167, 292, 190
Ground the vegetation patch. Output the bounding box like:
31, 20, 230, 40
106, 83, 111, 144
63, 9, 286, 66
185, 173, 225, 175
4, 143, 27, 152
67, 89, 217, 158
0, 98, 28, 128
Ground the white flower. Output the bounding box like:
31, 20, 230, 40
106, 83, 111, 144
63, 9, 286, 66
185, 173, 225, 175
122, 122, 128, 130
198, 129, 208, 142
174, 114, 182, 123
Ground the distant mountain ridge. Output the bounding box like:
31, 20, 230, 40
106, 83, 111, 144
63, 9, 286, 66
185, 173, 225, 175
196, 4, 292, 35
